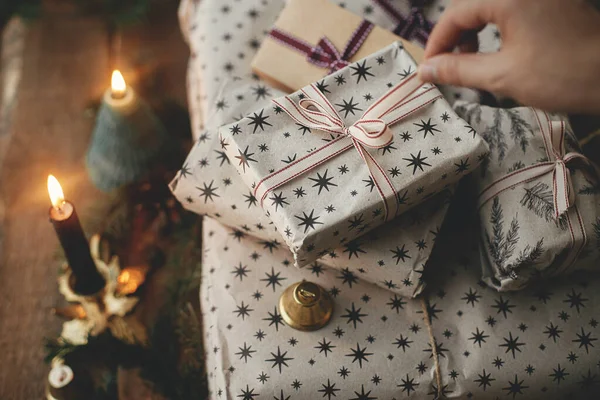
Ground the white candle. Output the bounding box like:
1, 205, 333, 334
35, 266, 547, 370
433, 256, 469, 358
104, 70, 138, 114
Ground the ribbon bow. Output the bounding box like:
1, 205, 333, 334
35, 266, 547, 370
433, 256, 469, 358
255, 73, 441, 221
478, 109, 597, 219
269, 20, 374, 74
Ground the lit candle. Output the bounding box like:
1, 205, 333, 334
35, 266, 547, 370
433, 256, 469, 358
103, 69, 138, 114
48, 175, 105, 295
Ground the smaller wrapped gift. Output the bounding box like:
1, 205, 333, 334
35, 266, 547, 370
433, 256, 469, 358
251, 0, 424, 93
455, 103, 600, 291
221, 42, 488, 267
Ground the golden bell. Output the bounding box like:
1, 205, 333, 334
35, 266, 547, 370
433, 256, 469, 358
279, 281, 333, 331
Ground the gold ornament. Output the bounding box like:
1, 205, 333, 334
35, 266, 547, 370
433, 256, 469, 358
279, 281, 333, 331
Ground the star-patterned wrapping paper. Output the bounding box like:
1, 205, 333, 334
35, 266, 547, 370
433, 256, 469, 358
455, 103, 600, 292
219, 42, 488, 267
423, 218, 600, 399
201, 216, 438, 400
170, 76, 456, 297
201, 211, 600, 399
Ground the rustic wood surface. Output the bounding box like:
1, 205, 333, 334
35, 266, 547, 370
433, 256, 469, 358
0, 1, 188, 398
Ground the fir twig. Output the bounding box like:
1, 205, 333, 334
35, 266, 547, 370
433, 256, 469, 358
514, 238, 544, 269
520, 182, 555, 223
486, 197, 505, 267
579, 179, 600, 195
482, 109, 508, 162
506, 109, 533, 153
507, 161, 525, 173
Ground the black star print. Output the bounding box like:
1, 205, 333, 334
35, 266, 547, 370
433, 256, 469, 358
432, 147, 442, 155
334, 74, 346, 85
391, 244, 411, 264
257, 371, 269, 384
493, 356, 505, 369
564, 289, 588, 313
462, 288, 482, 306
549, 364, 569, 385
379, 141, 397, 155
229, 124, 242, 136
315, 338, 335, 357
475, 369, 495, 391
469, 327, 489, 347
503, 375, 528, 398
263, 307, 284, 331
388, 166, 401, 177
295, 209, 323, 233
197, 180, 220, 203
578, 368, 599, 389
260, 267, 286, 292
338, 367, 350, 379
269, 191, 289, 211
235, 342, 256, 363
235, 146, 257, 172
254, 330, 266, 341
349, 384, 376, 400
544, 322, 562, 342
393, 334, 413, 352
376, 55, 385, 65
500, 332, 525, 358
325, 204, 335, 213
493, 296, 516, 318
247, 109, 272, 133
398, 66, 413, 79
296, 123, 311, 135
423, 339, 449, 358
237, 385, 259, 400
232, 263, 250, 281
403, 151, 431, 174
341, 302, 367, 329
400, 131, 412, 141
179, 164, 191, 179
416, 362, 427, 374
573, 327, 597, 353
350, 60, 374, 83
252, 85, 270, 100
293, 187, 306, 198
441, 112, 450, 122
309, 169, 338, 194
346, 343, 373, 368
363, 93, 373, 101
273, 390, 289, 400
343, 240, 366, 259
318, 379, 340, 400
387, 294, 406, 313
335, 97, 362, 117
398, 374, 419, 396
348, 214, 365, 230
244, 191, 258, 208
414, 118, 441, 138
316, 79, 330, 93
234, 301, 253, 320
455, 158, 470, 173
291, 380, 302, 390
415, 239, 427, 250
266, 346, 293, 373
338, 164, 349, 174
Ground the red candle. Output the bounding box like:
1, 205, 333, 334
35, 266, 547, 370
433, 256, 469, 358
48, 175, 105, 295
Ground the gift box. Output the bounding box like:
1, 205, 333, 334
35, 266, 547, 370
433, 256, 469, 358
172, 77, 456, 298
201, 215, 600, 399
251, 0, 425, 93
455, 103, 600, 291
221, 42, 489, 267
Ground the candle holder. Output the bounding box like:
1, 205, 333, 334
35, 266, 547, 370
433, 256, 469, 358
85, 72, 170, 192
53, 235, 149, 346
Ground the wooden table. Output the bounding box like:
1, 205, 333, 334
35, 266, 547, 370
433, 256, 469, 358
0, 1, 188, 398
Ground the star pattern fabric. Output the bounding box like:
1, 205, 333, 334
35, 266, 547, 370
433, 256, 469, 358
219, 42, 488, 267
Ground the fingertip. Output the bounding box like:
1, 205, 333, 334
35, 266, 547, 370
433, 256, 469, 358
418, 63, 438, 83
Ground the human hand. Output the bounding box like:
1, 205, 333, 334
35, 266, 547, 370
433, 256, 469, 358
417, 0, 600, 113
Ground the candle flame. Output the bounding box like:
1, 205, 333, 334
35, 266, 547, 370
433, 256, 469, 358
47, 175, 65, 208
111, 70, 126, 94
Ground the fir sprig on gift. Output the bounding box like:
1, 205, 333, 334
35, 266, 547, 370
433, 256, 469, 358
520, 182, 567, 228
482, 109, 508, 163
512, 239, 544, 270
486, 197, 520, 279
579, 178, 600, 195
506, 109, 533, 153
507, 161, 525, 174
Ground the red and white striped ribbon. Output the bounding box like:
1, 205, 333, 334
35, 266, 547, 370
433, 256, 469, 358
254, 73, 441, 222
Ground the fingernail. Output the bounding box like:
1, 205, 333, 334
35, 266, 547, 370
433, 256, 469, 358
418, 63, 437, 82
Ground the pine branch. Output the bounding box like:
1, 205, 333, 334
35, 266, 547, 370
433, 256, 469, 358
506, 109, 533, 153
502, 217, 520, 262
520, 182, 555, 223
486, 197, 506, 267
514, 238, 544, 269
507, 161, 525, 173
579, 179, 600, 195
482, 109, 507, 162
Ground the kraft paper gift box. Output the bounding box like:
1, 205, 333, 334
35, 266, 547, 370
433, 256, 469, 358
220, 42, 489, 267
251, 0, 425, 93
455, 103, 600, 291
201, 214, 600, 399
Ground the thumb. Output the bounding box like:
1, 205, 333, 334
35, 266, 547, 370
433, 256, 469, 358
418, 53, 508, 92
